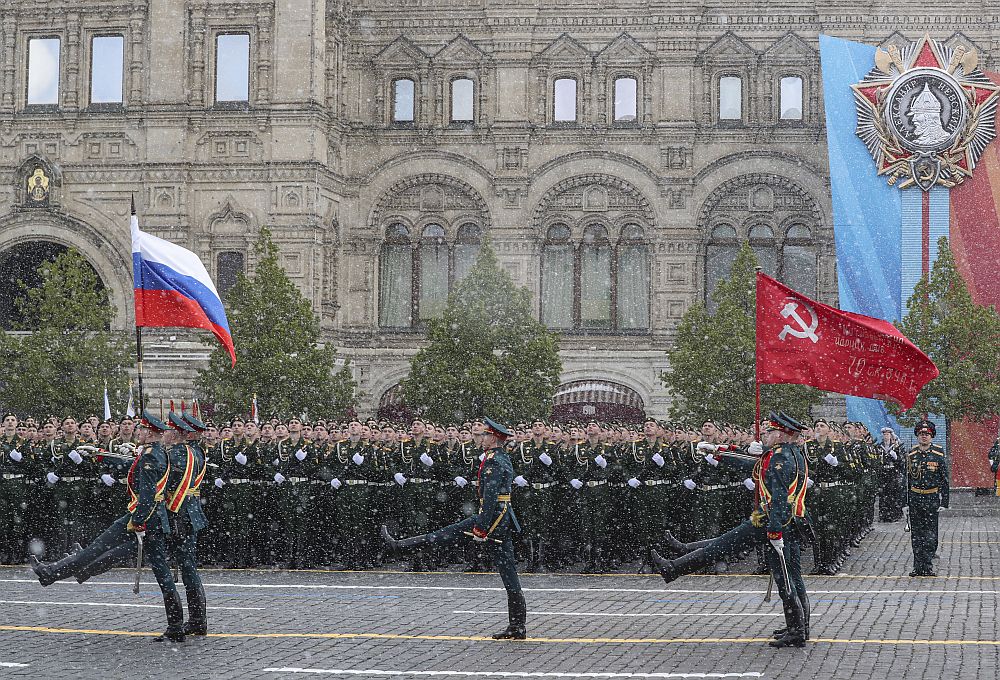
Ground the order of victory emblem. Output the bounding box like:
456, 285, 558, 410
852, 34, 1000, 191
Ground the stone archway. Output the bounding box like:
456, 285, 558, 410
0, 212, 132, 330
551, 379, 646, 424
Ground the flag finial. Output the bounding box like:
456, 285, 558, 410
130, 194, 136, 216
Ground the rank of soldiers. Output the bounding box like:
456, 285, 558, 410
0, 411, 919, 575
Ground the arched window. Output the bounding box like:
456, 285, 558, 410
379, 223, 412, 328
781, 223, 816, 297
614, 77, 637, 122
780, 76, 803, 120
616, 224, 649, 329
393, 78, 415, 123
541, 224, 573, 329
748, 224, 777, 276
451, 78, 474, 122
706, 223, 739, 310
580, 224, 611, 329
554, 78, 577, 122
418, 224, 448, 321
719, 76, 742, 121
454, 223, 482, 282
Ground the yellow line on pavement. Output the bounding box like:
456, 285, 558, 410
4, 625, 1000, 646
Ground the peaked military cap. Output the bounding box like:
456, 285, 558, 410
168, 411, 196, 433
765, 411, 806, 434
140, 410, 169, 433
483, 416, 513, 440
914, 420, 936, 436
182, 413, 208, 432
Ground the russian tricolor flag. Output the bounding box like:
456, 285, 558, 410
131, 208, 237, 366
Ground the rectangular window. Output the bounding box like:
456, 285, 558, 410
554, 78, 577, 122
393, 79, 415, 122
780, 76, 803, 120
27, 38, 61, 106
718, 76, 742, 121
215, 33, 250, 103
418, 244, 449, 320
451, 78, 474, 122
217, 252, 245, 297
614, 77, 637, 122
90, 35, 124, 105
541, 246, 574, 329
580, 246, 611, 328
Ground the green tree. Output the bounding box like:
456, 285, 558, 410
196, 227, 356, 421
401, 242, 562, 424
0, 248, 130, 416
890, 236, 1000, 425
662, 242, 821, 425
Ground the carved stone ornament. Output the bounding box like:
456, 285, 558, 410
26, 167, 50, 207
852, 34, 999, 191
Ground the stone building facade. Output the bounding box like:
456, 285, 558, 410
0, 0, 991, 419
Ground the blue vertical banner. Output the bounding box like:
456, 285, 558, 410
819, 35, 907, 437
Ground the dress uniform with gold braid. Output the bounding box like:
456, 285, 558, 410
904, 419, 950, 577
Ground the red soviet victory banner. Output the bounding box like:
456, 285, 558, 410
755, 273, 938, 410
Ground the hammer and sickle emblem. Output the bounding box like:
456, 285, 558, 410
778, 299, 819, 343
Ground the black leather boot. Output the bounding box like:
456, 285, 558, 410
492, 591, 526, 640
29, 552, 83, 587
801, 592, 810, 640
650, 547, 712, 585
769, 600, 806, 648
155, 591, 186, 642
381, 525, 430, 552
534, 539, 548, 573
182, 585, 208, 636
75, 547, 133, 584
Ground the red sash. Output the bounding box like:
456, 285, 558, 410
166, 446, 195, 513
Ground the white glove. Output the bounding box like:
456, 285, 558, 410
697, 441, 717, 453
47, 472, 59, 484
214, 478, 225, 489
806, 478, 815, 489
68, 450, 83, 465
683, 479, 697, 490
117, 444, 134, 455
454, 476, 468, 487
393, 472, 407, 486
513, 475, 528, 487
627, 477, 641, 489
769, 537, 785, 552
273, 472, 286, 484
748, 441, 764, 456
889, 452, 898, 460
419, 452, 434, 467
743, 478, 756, 490
100, 473, 116, 487
331, 478, 342, 489
823, 453, 839, 466
938, 506, 946, 513
272, 458, 280, 466
594, 454, 607, 468
704, 453, 719, 467
569, 478, 583, 490
539, 452, 553, 466
352, 452, 364, 465
295, 449, 307, 461
235, 452, 248, 465
10, 449, 22, 462
652, 452, 665, 467
479, 453, 486, 461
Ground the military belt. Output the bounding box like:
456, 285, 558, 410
585, 480, 606, 487
287, 477, 309, 483
61, 476, 84, 482
497, 494, 511, 501
2, 473, 25, 479
910, 487, 939, 494
644, 479, 669, 486
818, 482, 843, 488
607, 482, 627, 487
310, 480, 327, 486
408, 478, 433, 483
531, 482, 557, 489
229, 478, 251, 484
701, 484, 727, 491
369, 481, 393, 486
345, 479, 368, 485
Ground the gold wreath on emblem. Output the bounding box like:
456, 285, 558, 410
852, 34, 1000, 191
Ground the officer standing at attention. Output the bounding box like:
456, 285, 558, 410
904, 420, 949, 577
175, 413, 210, 635
382, 417, 526, 640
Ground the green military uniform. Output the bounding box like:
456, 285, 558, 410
516, 436, 560, 571
274, 434, 313, 568
904, 420, 950, 576
575, 437, 612, 572
0, 430, 30, 563
336, 437, 377, 569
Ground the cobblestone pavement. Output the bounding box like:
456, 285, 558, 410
1, 513, 998, 680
